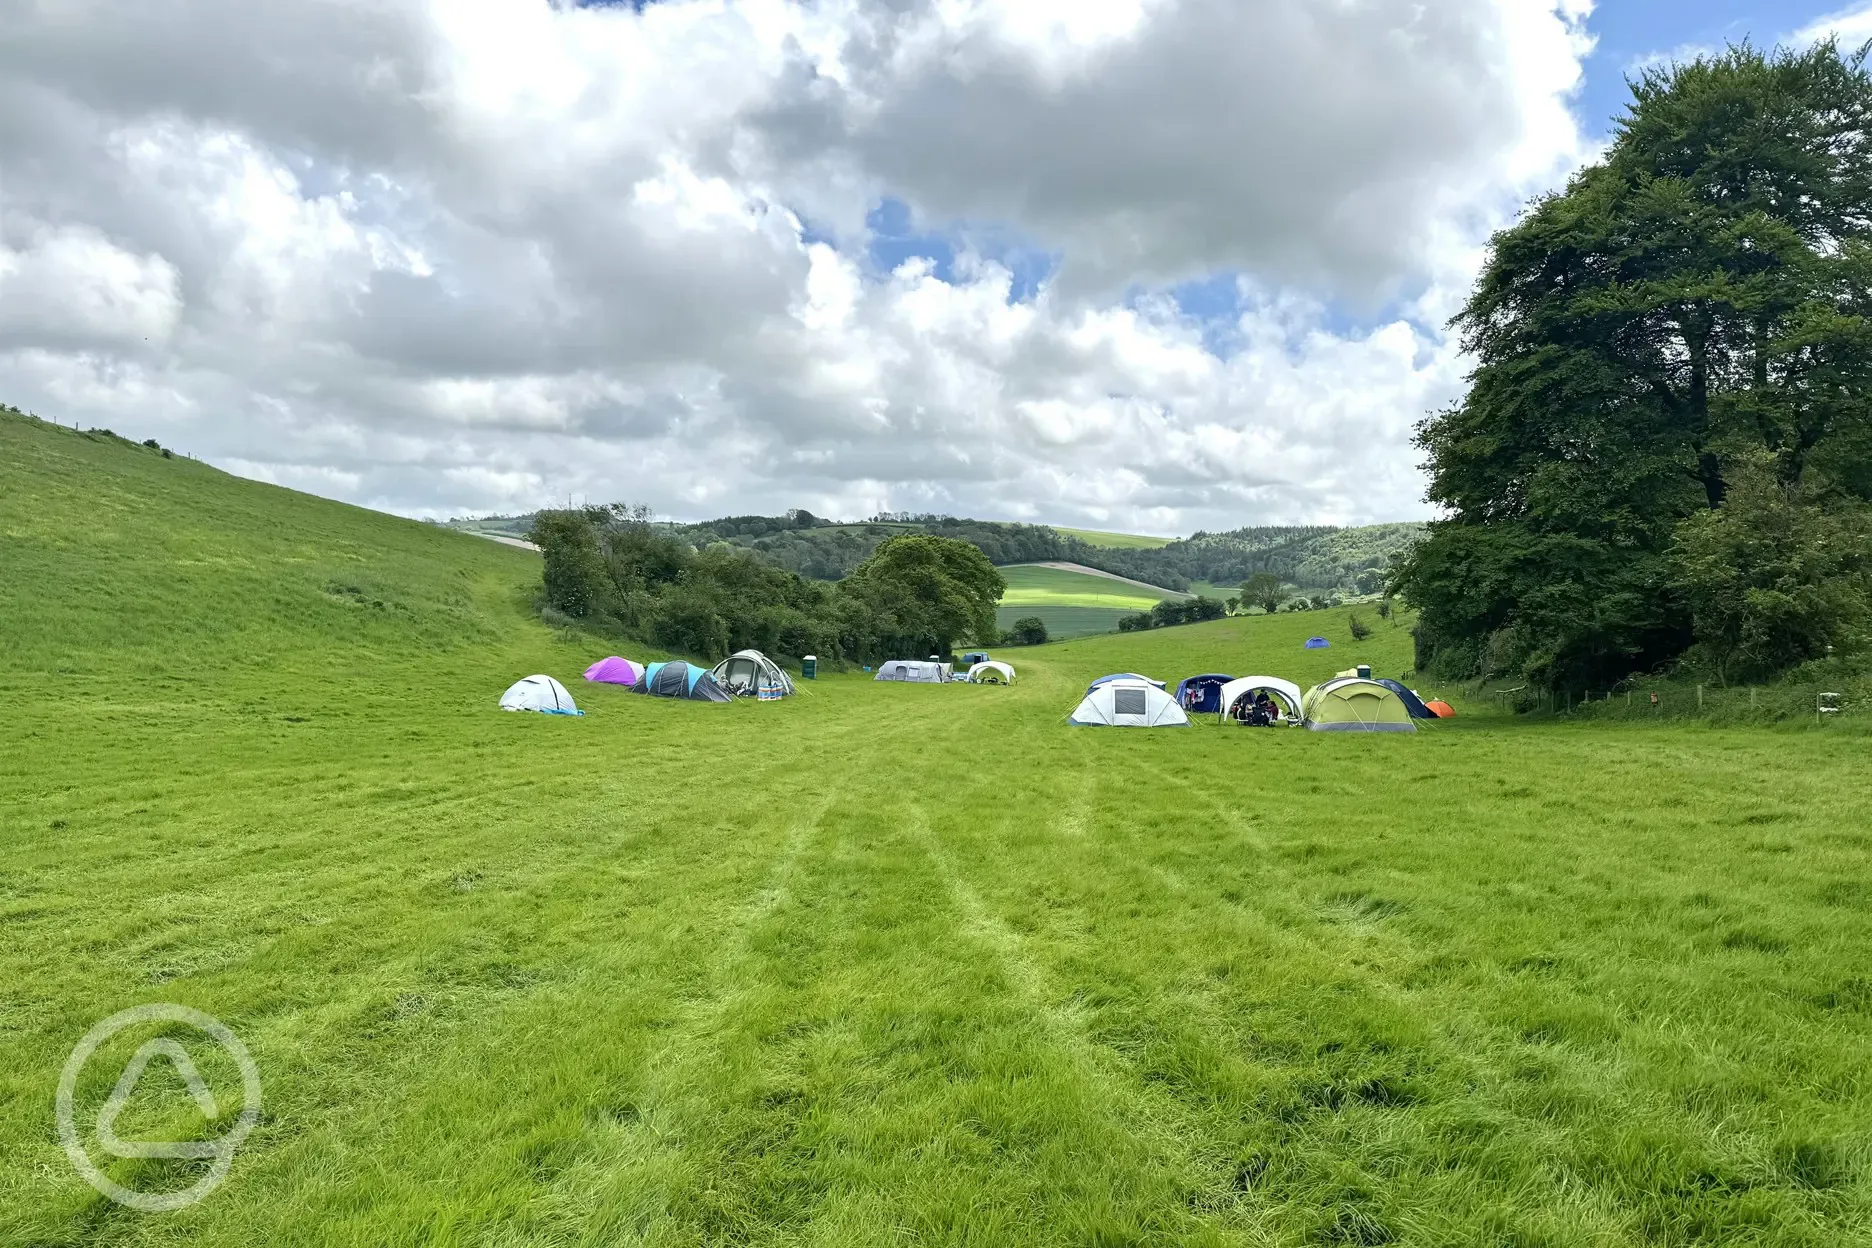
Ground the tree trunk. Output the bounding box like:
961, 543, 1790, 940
1688, 328, 1725, 508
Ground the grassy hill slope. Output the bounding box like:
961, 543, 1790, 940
1049, 525, 1175, 549
4, 411, 1871, 1244
996, 563, 1181, 640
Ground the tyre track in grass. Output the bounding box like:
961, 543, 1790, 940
902, 796, 1283, 1245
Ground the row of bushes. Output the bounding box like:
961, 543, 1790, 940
1116, 596, 1228, 632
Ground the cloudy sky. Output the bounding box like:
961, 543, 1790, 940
0, 0, 1863, 534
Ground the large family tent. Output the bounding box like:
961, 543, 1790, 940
500, 675, 582, 716
1069, 680, 1190, 728
635, 661, 733, 702
583, 656, 643, 686
960, 651, 992, 666
1087, 673, 1166, 694
1174, 674, 1234, 714
1373, 678, 1436, 719
1305, 636, 1331, 650
710, 650, 796, 698
1217, 676, 1304, 723
1302, 678, 1416, 732
968, 660, 1016, 685
876, 660, 950, 683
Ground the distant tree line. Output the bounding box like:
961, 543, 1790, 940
529, 506, 1005, 664
1397, 43, 1872, 691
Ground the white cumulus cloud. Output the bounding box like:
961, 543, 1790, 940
0, 0, 1595, 533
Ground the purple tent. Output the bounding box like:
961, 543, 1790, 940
583, 656, 644, 686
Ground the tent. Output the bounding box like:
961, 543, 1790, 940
710, 650, 796, 698
968, 660, 1016, 685
1305, 636, 1331, 650
1069, 680, 1190, 728
1302, 678, 1416, 732
1216, 676, 1304, 724
1424, 700, 1456, 718
960, 651, 992, 666
876, 660, 950, 683
500, 674, 582, 716
1373, 678, 1436, 719
583, 656, 644, 686
635, 660, 733, 702
1087, 673, 1166, 694
1174, 673, 1234, 714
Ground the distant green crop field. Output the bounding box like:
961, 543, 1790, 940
1000, 563, 1170, 610
5, 412, 1872, 1245
997, 564, 1176, 638
1051, 525, 1175, 549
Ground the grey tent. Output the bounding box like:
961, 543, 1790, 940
875, 660, 950, 683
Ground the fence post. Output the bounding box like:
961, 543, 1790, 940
1697, 684, 1704, 709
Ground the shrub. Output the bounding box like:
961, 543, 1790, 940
1348, 612, 1372, 641
1007, 616, 1049, 646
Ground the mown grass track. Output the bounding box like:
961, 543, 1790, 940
3, 414, 1872, 1245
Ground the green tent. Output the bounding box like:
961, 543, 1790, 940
1302, 678, 1416, 733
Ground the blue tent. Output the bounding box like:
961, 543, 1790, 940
1374, 678, 1436, 719
1304, 636, 1331, 649
1173, 673, 1234, 714
1087, 673, 1165, 694
635, 660, 732, 702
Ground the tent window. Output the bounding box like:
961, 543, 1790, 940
1114, 688, 1147, 716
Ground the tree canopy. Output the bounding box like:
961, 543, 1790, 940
1397, 42, 1872, 688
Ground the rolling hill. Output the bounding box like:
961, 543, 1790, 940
7, 408, 1868, 1244
1049, 525, 1175, 549
995, 563, 1182, 640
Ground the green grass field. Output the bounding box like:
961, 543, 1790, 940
5, 413, 1872, 1245
997, 563, 1178, 639
1052, 526, 1176, 549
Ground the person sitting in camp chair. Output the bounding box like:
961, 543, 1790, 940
1229, 694, 1255, 726
1252, 692, 1279, 726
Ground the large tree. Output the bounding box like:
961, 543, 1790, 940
1397, 42, 1872, 689
838, 534, 1006, 657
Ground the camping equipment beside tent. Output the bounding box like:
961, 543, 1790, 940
876, 660, 950, 683
635, 661, 733, 702
968, 660, 1016, 685
1216, 676, 1304, 725
583, 656, 643, 686
500, 675, 582, 716
1087, 673, 1166, 694
710, 650, 796, 698
1069, 680, 1190, 727
1424, 700, 1456, 718
1174, 674, 1234, 714
1302, 678, 1416, 732
1373, 678, 1436, 719
960, 650, 991, 666
1305, 637, 1331, 649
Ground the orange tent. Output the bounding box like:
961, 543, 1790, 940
1424, 700, 1455, 718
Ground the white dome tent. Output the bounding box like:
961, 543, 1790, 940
500, 675, 582, 716
968, 661, 1016, 685
1068, 679, 1189, 728
1216, 676, 1304, 724
710, 649, 796, 698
